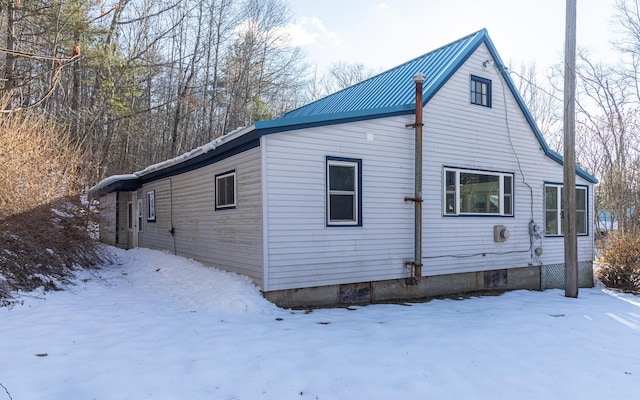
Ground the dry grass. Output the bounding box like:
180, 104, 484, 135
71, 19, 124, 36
0, 104, 106, 306
0, 106, 86, 218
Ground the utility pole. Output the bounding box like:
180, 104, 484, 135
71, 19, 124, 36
563, 0, 578, 298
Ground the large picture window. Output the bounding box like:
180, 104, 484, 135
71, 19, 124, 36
326, 157, 362, 226
444, 168, 513, 216
215, 170, 236, 210
545, 184, 588, 236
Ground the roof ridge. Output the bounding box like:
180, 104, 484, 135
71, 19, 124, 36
279, 29, 487, 120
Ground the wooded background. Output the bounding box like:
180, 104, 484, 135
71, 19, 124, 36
1, 0, 640, 234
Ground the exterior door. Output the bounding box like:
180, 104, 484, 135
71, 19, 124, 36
131, 193, 139, 247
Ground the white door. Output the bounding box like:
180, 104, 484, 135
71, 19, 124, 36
131, 193, 139, 247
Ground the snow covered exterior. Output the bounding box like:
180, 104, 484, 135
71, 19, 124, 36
90, 29, 597, 306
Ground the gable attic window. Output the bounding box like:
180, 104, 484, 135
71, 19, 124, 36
471, 75, 491, 107
146, 191, 156, 221
326, 157, 362, 226
444, 168, 513, 216
544, 184, 588, 236
215, 170, 236, 210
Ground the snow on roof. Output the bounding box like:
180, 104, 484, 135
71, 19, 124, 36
89, 125, 252, 195
133, 125, 250, 178
88, 173, 138, 195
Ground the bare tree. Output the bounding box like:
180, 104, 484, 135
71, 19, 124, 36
510, 61, 563, 151
220, 0, 305, 131
574, 52, 640, 234
326, 61, 376, 92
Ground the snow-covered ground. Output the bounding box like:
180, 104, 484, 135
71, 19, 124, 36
1, 247, 639, 399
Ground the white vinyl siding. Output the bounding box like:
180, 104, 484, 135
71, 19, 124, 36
138, 146, 263, 286
421, 43, 593, 276
263, 42, 593, 291
264, 118, 413, 291
109, 41, 594, 294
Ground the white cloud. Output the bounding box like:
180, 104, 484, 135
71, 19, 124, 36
282, 16, 341, 48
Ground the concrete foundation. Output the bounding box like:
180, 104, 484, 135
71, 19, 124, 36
263, 266, 544, 308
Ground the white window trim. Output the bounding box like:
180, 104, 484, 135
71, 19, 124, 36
146, 191, 156, 221
326, 158, 360, 226
137, 198, 143, 232
127, 201, 133, 230
544, 184, 588, 236
215, 170, 237, 210
443, 167, 514, 216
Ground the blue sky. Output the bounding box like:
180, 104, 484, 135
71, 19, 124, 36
285, 0, 620, 73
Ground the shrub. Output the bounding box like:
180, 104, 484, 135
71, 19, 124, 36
597, 232, 640, 292
0, 105, 106, 306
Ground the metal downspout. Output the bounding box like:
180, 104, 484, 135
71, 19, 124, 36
406, 73, 426, 282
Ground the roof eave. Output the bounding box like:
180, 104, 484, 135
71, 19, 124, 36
255, 104, 414, 134
88, 176, 141, 198
479, 34, 599, 184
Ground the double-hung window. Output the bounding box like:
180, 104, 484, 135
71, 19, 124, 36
544, 184, 588, 236
471, 75, 491, 107
215, 170, 236, 210
326, 157, 362, 226
444, 168, 513, 216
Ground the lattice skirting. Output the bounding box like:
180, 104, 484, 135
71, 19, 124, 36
541, 261, 594, 290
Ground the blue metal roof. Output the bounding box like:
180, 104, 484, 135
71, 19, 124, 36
280, 29, 486, 120
256, 28, 598, 184
91, 28, 597, 195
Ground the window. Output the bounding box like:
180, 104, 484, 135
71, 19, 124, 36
545, 184, 588, 236
471, 75, 491, 107
137, 198, 143, 232
215, 170, 236, 210
127, 201, 133, 230
147, 191, 156, 221
326, 157, 362, 226
444, 168, 513, 216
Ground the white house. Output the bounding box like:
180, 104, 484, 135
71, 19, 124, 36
90, 29, 597, 307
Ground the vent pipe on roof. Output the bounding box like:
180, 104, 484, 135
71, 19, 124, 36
405, 72, 426, 283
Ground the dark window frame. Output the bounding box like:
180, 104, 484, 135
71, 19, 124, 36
544, 183, 589, 237
146, 190, 156, 222
471, 75, 492, 108
443, 167, 514, 217
326, 156, 362, 227
215, 170, 237, 210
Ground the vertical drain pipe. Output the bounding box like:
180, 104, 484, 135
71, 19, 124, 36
406, 72, 426, 282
